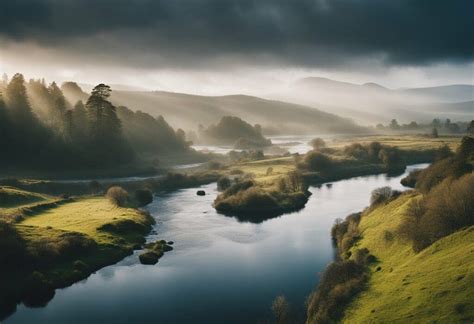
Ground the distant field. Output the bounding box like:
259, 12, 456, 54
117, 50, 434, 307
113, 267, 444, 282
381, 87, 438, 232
330, 134, 462, 151
343, 193, 474, 323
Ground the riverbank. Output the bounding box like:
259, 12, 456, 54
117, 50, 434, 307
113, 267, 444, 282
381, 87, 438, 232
0, 195, 154, 320
307, 190, 474, 323
212, 134, 459, 221
306, 137, 473, 323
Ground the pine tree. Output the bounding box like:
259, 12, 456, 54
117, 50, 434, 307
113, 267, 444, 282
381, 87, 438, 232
5, 73, 36, 125
48, 81, 67, 134
85, 84, 130, 163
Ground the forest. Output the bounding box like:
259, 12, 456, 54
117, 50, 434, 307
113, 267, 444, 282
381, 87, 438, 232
0, 74, 191, 172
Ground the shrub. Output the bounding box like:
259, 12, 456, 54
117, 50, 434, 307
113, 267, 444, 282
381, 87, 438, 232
307, 260, 367, 323
106, 186, 129, 207
399, 173, 474, 252
435, 144, 453, 161
271, 295, 290, 324
344, 143, 368, 160
367, 142, 383, 162
331, 213, 361, 255
400, 169, 421, 188
266, 167, 273, 176
217, 176, 231, 191
304, 152, 333, 172
134, 189, 153, 206
309, 138, 326, 151
279, 171, 307, 193
353, 248, 375, 266
378, 147, 402, 170
370, 187, 400, 206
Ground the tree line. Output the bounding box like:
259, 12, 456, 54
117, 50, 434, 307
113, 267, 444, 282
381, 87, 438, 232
0, 73, 190, 171
375, 118, 474, 135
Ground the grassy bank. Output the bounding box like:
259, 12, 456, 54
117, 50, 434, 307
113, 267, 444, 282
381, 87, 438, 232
307, 137, 473, 323
0, 192, 154, 320
343, 193, 474, 323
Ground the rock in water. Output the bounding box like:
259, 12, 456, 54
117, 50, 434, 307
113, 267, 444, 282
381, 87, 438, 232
197, 190, 206, 196
139, 251, 160, 265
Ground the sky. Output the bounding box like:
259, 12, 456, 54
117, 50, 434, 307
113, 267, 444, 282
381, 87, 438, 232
1, 0, 473, 95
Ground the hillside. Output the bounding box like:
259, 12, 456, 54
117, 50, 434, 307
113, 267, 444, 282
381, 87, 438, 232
108, 91, 363, 134
343, 193, 474, 323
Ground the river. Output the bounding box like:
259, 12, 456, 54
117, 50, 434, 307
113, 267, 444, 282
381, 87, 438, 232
6, 164, 428, 323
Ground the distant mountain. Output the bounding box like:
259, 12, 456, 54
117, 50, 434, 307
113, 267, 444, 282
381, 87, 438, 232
280, 77, 474, 124
402, 85, 474, 102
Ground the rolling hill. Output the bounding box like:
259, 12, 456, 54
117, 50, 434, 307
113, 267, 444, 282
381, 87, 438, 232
61, 83, 366, 135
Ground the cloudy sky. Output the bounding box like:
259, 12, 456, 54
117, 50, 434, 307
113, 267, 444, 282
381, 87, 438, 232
1, 0, 473, 95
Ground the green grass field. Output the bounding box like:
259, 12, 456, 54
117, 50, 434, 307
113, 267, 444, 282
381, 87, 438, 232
343, 193, 474, 323
229, 156, 295, 185
20, 197, 152, 246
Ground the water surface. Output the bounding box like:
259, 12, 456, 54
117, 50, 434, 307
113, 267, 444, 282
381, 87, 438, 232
7, 164, 427, 323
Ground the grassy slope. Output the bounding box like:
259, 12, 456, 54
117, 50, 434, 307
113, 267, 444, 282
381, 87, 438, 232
343, 193, 474, 323
0, 186, 63, 222
20, 197, 151, 247
0, 186, 49, 208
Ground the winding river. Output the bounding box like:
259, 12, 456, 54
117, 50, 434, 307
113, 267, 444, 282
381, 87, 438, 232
6, 164, 428, 323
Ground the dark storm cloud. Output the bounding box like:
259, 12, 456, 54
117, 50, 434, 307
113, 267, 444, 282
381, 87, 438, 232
1, 0, 473, 68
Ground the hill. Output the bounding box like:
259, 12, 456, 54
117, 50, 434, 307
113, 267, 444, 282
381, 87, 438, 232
343, 193, 474, 323
108, 91, 364, 134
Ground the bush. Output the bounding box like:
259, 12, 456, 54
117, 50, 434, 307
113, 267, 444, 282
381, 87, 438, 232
134, 189, 153, 206
435, 145, 453, 161
370, 187, 400, 206
399, 173, 474, 252
106, 186, 129, 207
331, 213, 361, 254
344, 143, 368, 160
378, 147, 402, 170
217, 176, 231, 191
304, 152, 333, 172
271, 295, 290, 324
367, 142, 383, 162
307, 260, 367, 323
400, 169, 421, 188
309, 138, 326, 151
